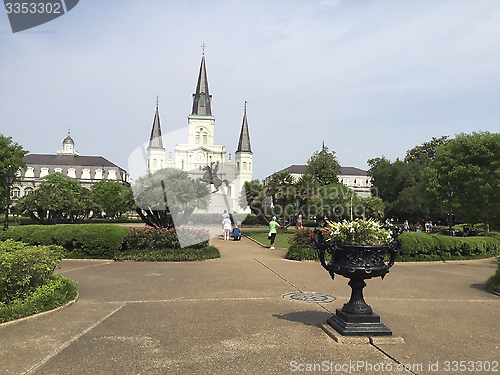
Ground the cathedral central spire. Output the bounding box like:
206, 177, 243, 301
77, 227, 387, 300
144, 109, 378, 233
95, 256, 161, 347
191, 55, 212, 116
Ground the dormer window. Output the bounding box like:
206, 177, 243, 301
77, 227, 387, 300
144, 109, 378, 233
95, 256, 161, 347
199, 93, 205, 107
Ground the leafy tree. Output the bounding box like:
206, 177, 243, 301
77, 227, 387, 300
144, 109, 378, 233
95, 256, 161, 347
405, 136, 450, 165
422, 131, 500, 236
239, 179, 269, 225
292, 173, 320, 224
405, 136, 449, 184
305, 144, 341, 186
90, 179, 135, 218
390, 185, 430, 222
367, 157, 415, 204
133, 168, 210, 228
312, 183, 361, 222
359, 195, 385, 220
0, 134, 27, 206
267, 170, 295, 226
16, 173, 94, 224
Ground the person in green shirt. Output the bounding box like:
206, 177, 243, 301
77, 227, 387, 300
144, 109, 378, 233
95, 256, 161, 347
269, 216, 280, 249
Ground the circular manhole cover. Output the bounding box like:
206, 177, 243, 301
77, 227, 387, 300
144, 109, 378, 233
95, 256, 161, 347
283, 292, 336, 303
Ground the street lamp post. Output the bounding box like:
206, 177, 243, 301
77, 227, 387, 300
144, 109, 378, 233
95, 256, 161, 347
445, 182, 454, 236
3, 167, 16, 231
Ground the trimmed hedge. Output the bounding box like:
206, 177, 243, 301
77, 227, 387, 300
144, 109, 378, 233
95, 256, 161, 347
0, 224, 132, 259
0, 240, 63, 304
486, 258, 500, 294
117, 245, 220, 261
398, 232, 500, 261
0, 274, 77, 323
284, 231, 500, 261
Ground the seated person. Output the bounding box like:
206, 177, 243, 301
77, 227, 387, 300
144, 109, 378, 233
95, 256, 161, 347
232, 225, 241, 241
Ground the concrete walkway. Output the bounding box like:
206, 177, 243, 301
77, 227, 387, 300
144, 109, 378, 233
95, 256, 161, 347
1, 236, 499, 374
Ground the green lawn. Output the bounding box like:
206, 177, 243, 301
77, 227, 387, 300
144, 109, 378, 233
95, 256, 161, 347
241, 228, 294, 249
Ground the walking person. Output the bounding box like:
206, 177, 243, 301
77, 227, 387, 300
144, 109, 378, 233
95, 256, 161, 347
296, 214, 303, 230
222, 216, 232, 240
268, 216, 280, 249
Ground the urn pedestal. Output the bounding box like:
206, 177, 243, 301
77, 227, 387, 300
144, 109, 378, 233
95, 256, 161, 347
314, 230, 401, 337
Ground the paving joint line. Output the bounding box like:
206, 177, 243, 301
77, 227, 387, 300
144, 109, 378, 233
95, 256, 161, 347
23, 303, 125, 374
254, 258, 302, 291
369, 342, 420, 375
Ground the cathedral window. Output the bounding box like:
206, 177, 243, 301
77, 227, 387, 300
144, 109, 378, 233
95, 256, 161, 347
203, 133, 208, 145
199, 93, 205, 107
153, 159, 157, 168
237, 162, 240, 170
243, 162, 247, 170
195, 133, 200, 144
249, 163, 252, 171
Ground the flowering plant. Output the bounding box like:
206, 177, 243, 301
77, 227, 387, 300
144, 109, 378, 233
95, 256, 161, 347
325, 218, 392, 245
124, 226, 210, 250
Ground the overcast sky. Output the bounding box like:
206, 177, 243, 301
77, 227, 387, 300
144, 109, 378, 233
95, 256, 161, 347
1, 0, 499, 181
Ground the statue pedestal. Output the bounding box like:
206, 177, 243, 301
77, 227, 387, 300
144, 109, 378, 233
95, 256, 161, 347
327, 309, 392, 336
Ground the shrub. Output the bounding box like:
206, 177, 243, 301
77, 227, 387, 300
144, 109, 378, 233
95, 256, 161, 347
123, 226, 210, 251
240, 214, 261, 226
117, 245, 220, 261
398, 232, 500, 261
287, 227, 320, 250
486, 258, 500, 294
302, 220, 318, 228
0, 224, 132, 259
0, 274, 77, 323
286, 247, 321, 261
0, 240, 63, 304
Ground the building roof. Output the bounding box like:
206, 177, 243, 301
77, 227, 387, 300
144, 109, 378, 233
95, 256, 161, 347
191, 55, 212, 116
23, 154, 121, 168
148, 101, 164, 149
276, 165, 368, 176
236, 104, 252, 153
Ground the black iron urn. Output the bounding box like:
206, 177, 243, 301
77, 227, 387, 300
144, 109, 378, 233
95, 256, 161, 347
314, 227, 402, 336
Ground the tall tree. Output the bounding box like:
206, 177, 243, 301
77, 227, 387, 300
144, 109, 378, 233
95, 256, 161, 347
292, 173, 320, 223
16, 173, 94, 224
267, 170, 295, 226
422, 131, 500, 236
367, 157, 415, 204
239, 179, 269, 225
0, 134, 27, 205
305, 144, 341, 186
133, 168, 210, 228
90, 179, 135, 218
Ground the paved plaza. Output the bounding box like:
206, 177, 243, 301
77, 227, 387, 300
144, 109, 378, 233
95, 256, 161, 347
1, 235, 499, 374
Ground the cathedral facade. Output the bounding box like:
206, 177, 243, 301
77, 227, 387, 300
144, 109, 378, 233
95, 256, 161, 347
145, 54, 253, 214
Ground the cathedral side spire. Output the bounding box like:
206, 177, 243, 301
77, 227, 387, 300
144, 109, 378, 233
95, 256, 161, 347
237, 101, 252, 153
191, 54, 212, 116
148, 97, 164, 149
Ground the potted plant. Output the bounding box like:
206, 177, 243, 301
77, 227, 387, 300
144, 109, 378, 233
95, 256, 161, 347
313, 218, 402, 336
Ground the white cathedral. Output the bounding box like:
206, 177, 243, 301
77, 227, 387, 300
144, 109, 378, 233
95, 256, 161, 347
144, 54, 253, 214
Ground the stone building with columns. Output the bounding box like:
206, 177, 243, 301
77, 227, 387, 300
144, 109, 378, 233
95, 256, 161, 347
12, 133, 130, 199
